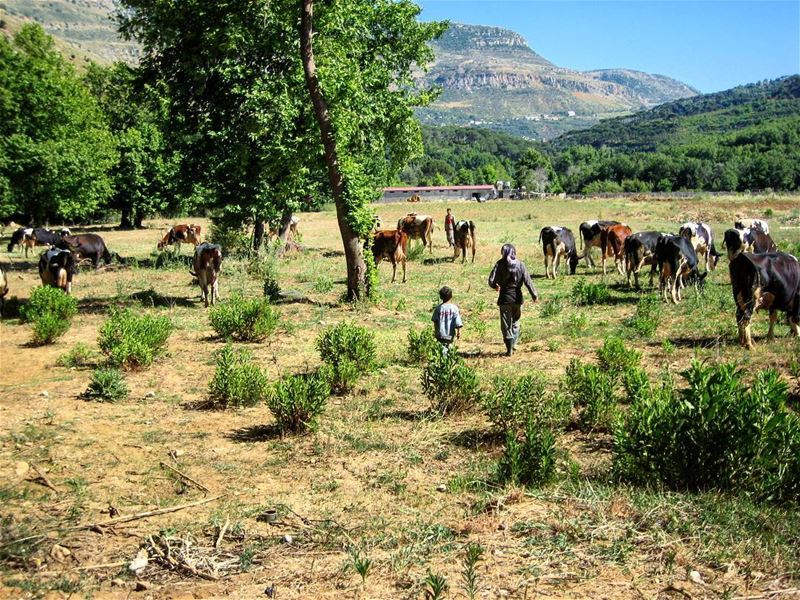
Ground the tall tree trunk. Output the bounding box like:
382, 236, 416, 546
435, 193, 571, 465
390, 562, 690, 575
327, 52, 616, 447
119, 205, 134, 230
133, 210, 145, 229
253, 219, 265, 253
275, 210, 295, 257
300, 0, 366, 301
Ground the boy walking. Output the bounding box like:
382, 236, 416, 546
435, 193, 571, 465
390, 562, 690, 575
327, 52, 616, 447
432, 286, 463, 348
444, 208, 455, 248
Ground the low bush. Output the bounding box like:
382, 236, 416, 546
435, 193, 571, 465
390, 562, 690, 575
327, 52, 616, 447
316, 322, 377, 393
539, 297, 565, 319
571, 279, 611, 306
313, 275, 334, 294
57, 343, 99, 368
407, 327, 440, 363
422, 349, 482, 416
209, 295, 279, 342
484, 372, 570, 433
20, 286, 78, 345
615, 361, 800, 502
207, 344, 269, 408
497, 417, 557, 488
208, 221, 251, 258
597, 336, 642, 377
624, 294, 661, 337
564, 311, 589, 337
263, 270, 281, 302
267, 367, 332, 433
564, 359, 619, 431
98, 308, 173, 369
83, 368, 128, 402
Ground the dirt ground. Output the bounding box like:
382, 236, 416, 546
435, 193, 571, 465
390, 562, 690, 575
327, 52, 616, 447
1, 195, 799, 599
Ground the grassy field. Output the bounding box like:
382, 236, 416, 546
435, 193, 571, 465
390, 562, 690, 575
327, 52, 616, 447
1, 195, 800, 599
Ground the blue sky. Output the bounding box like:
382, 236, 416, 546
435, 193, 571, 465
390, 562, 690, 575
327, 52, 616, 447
417, 1, 800, 93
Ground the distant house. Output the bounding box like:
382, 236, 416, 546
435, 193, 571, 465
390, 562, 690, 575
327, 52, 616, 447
380, 185, 497, 203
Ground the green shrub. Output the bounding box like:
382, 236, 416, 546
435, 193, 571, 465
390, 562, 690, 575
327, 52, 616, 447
57, 343, 99, 368
564, 311, 589, 337
564, 359, 618, 431
209, 295, 279, 342
267, 367, 332, 433
407, 327, 440, 364
422, 349, 482, 416
312, 275, 334, 294
207, 344, 269, 408
571, 279, 611, 306
83, 368, 128, 402
209, 221, 251, 258
597, 336, 642, 377
484, 372, 570, 433
20, 286, 78, 345
316, 322, 377, 393
615, 361, 800, 502
263, 270, 281, 302
624, 294, 661, 337
498, 417, 557, 488
406, 241, 426, 262
539, 297, 565, 319
98, 308, 173, 369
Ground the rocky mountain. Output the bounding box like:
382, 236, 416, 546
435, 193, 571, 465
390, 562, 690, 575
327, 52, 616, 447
0, 4, 698, 139
418, 23, 699, 139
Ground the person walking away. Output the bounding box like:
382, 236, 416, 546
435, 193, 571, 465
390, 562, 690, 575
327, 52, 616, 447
488, 244, 538, 356
432, 286, 463, 352
444, 208, 455, 248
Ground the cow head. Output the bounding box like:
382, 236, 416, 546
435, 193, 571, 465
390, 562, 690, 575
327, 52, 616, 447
568, 251, 580, 275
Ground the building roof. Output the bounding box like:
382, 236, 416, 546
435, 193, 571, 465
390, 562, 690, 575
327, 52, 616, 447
383, 185, 495, 192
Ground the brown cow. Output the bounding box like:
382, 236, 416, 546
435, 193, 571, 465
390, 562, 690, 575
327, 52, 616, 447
600, 224, 633, 275
0, 266, 8, 316
158, 224, 202, 251
397, 214, 434, 253
371, 229, 408, 283
191, 242, 222, 307
453, 220, 476, 264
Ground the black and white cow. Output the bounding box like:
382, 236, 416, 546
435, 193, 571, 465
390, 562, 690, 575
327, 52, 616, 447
539, 226, 579, 279
578, 220, 620, 267
453, 220, 476, 264
6, 227, 69, 256
734, 218, 769, 235
678, 221, 721, 271
722, 228, 777, 262
729, 252, 800, 349
38, 248, 78, 294
624, 231, 664, 289
654, 234, 706, 304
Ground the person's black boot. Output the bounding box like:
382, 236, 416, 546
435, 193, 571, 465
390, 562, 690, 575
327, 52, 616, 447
505, 339, 513, 356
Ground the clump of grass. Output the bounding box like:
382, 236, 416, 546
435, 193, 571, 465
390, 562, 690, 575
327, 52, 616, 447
483, 372, 569, 433
497, 416, 557, 488
540, 296, 565, 318
267, 367, 332, 433
564, 311, 589, 337
422, 348, 482, 416
98, 308, 173, 370
57, 342, 99, 368
571, 279, 611, 306
406, 241, 426, 262
316, 322, 377, 393
207, 344, 268, 408
597, 336, 642, 376
312, 275, 334, 294
210, 295, 279, 342
83, 368, 128, 402
407, 327, 439, 363
624, 294, 661, 337
461, 543, 483, 600
424, 571, 448, 600
20, 286, 77, 345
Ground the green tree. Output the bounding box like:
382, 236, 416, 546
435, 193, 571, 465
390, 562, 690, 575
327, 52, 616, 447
514, 148, 561, 193
0, 24, 116, 223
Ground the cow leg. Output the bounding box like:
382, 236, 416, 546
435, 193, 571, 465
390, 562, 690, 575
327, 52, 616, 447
790, 316, 800, 337
471, 244, 475, 264
402, 258, 406, 283
616, 254, 625, 276
554, 252, 562, 277
461, 246, 466, 264
767, 310, 777, 340
391, 261, 397, 283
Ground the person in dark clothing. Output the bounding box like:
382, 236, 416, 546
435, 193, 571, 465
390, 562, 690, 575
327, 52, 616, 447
488, 243, 539, 356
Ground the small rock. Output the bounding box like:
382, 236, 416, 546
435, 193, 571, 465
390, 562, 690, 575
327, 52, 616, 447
497, 522, 507, 531
40, 391, 49, 398
128, 548, 149, 574
14, 461, 29, 477
49, 544, 71, 562
111, 579, 126, 587
689, 570, 704, 585
498, 589, 510, 597
436, 484, 447, 492
145, 391, 156, 398
134, 580, 152, 592
282, 535, 293, 544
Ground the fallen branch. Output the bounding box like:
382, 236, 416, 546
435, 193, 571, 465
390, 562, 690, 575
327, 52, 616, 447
159, 461, 211, 493
37, 561, 126, 576
30, 464, 59, 493
215, 519, 229, 550
1, 496, 224, 548
148, 535, 219, 581
733, 590, 800, 600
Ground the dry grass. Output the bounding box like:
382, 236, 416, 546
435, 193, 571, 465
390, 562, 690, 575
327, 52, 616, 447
1, 195, 799, 598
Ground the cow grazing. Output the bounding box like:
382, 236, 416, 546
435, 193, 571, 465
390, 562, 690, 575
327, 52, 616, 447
722, 228, 777, 262
729, 252, 800, 349
734, 218, 769, 235
655, 234, 706, 304
0, 266, 8, 316
453, 220, 477, 264
600, 224, 633, 275
38, 248, 77, 294
397, 214, 434, 253
678, 221, 721, 272
57, 233, 113, 268
7, 228, 32, 255
624, 231, 663, 289
191, 242, 223, 307
539, 226, 579, 279
158, 224, 202, 251
578, 220, 620, 267
371, 229, 408, 283
6, 227, 68, 256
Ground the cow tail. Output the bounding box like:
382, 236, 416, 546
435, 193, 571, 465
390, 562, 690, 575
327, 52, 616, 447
103, 246, 113, 264
469, 221, 476, 247
538, 229, 542, 244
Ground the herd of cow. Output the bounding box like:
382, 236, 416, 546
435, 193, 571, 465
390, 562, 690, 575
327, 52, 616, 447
1, 211, 798, 350
371, 212, 799, 349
